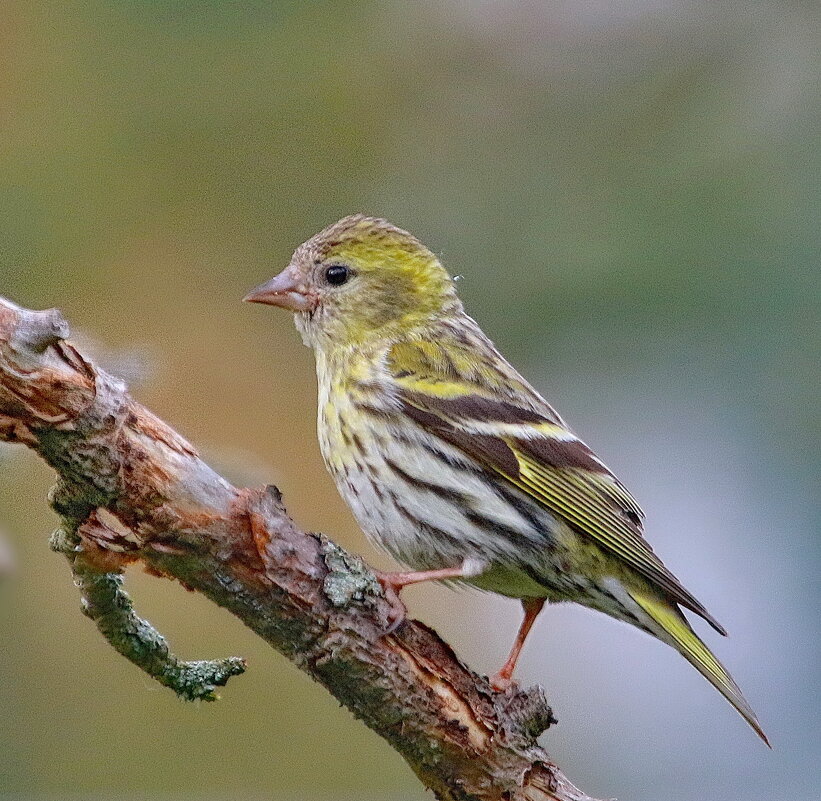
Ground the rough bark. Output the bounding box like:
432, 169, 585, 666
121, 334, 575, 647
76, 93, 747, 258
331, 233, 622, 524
0, 296, 603, 801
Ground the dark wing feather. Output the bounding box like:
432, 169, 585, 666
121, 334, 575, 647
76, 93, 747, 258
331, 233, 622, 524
388, 339, 726, 635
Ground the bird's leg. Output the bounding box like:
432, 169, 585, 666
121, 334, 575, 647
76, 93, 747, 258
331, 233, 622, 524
374, 561, 483, 633
489, 597, 546, 691
376, 565, 471, 591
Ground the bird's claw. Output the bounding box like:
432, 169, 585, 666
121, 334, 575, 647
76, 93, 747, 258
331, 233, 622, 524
374, 571, 409, 634
488, 671, 517, 693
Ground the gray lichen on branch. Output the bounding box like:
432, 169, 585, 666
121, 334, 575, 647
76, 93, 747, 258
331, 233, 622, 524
0, 295, 601, 801
321, 534, 383, 607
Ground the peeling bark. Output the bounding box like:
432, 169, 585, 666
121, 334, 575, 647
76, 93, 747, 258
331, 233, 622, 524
0, 296, 603, 801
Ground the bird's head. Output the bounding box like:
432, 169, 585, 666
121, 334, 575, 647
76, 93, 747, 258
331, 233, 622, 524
244, 215, 460, 349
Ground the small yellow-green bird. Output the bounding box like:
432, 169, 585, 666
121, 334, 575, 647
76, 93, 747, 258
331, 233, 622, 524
245, 214, 768, 745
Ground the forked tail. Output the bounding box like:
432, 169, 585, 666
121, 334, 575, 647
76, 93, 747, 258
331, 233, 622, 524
629, 588, 770, 746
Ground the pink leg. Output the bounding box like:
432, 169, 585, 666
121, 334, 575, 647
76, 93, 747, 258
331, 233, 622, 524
376, 565, 469, 591
375, 565, 469, 632
490, 597, 546, 690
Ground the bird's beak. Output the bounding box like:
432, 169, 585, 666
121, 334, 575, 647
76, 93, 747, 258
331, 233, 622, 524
243, 266, 314, 312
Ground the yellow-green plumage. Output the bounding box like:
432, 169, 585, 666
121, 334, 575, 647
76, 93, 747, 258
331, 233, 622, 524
245, 214, 768, 745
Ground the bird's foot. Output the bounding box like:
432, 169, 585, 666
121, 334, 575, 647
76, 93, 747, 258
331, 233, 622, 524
373, 570, 409, 633
488, 670, 517, 693
373, 565, 471, 634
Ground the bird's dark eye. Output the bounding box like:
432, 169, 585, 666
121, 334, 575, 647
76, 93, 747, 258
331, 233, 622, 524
324, 265, 350, 286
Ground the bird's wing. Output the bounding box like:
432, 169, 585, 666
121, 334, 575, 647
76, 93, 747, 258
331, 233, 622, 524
387, 338, 726, 634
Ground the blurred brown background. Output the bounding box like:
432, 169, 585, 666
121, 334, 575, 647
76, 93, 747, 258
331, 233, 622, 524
1, 2, 818, 800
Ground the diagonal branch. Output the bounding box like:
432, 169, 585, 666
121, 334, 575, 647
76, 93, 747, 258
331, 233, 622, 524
0, 295, 602, 801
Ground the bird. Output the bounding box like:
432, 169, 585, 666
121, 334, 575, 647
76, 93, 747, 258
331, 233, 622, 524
244, 214, 768, 745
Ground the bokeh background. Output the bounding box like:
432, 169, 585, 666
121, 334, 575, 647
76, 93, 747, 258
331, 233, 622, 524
1, 2, 818, 800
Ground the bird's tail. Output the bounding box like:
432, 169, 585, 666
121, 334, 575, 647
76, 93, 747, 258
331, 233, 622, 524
628, 588, 770, 746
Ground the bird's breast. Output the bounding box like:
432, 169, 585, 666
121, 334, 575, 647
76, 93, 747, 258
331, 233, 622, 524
315, 367, 562, 576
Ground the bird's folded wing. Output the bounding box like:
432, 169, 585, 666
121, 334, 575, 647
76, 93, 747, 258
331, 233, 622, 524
388, 340, 725, 634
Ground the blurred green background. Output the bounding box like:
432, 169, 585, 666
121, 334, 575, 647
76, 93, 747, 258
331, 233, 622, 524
1, 2, 818, 799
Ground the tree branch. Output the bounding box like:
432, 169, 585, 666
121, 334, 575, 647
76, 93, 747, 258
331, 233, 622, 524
0, 296, 602, 801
